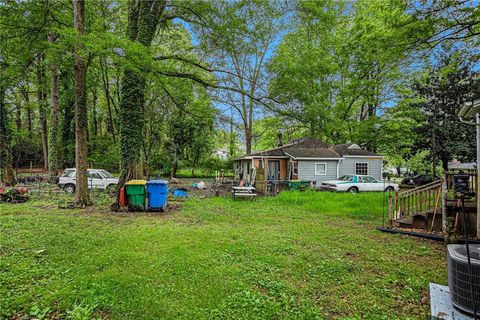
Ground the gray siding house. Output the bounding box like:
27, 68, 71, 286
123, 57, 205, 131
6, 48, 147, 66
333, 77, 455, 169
233, 138, 383, 186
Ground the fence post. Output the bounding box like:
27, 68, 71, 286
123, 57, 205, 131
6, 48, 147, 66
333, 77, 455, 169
394, 191, 399, 220
441, 175, 447, 233
388, 196, 393, 227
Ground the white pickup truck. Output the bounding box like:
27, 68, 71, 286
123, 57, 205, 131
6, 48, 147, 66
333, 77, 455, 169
58, 168, 119, 194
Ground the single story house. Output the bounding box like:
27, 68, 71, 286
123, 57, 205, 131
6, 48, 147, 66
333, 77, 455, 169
233, 138, 383, 185
213, 149, 229, 161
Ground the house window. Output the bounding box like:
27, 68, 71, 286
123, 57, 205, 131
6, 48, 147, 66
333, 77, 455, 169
293, 162, 298, 175
315, 163, 327, 175
355, 162, 368, 175
88, 171, 102, 179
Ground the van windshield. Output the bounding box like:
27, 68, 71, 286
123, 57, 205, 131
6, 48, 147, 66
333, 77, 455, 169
99, 170, 114, 178
62, 169, 75, 177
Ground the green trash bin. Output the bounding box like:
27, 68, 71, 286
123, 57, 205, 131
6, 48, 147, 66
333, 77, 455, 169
298, 180, 311, 191
288, 180, 311, 191
288, 180, 302, 190
125, 180, 147, 211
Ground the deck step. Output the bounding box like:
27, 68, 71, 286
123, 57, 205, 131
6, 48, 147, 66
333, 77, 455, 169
394, 210, 437, 228
394, 218, 413, 228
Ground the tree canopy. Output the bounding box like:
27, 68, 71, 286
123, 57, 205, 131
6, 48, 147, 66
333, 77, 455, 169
0, 0, 479, 193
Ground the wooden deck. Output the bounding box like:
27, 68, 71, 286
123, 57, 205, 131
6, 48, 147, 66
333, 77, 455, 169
389, 172, 478, 236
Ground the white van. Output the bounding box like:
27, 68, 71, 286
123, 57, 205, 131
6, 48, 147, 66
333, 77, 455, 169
58, 168, 119, 194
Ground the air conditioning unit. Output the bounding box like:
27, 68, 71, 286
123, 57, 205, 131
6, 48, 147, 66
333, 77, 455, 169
447, 244, 480, 315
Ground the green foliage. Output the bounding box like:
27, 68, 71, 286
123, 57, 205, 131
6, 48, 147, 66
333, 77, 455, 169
268, 0, 417, 146
166, 91, 216, 177
409, 50, 477, 170
88, 138, 120, 170
252, 117, 305, 150
1, 0, 478, 185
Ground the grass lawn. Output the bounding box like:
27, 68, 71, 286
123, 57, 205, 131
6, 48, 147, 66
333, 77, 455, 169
0, 191, 446, 319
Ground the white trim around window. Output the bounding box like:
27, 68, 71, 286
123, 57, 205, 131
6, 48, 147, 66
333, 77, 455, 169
355, 162, 368, 175
293, 161, 298, 175
315, 162, 327, 175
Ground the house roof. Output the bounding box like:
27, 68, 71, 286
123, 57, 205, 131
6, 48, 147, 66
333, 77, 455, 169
332, 143, 379, 157
448, 160, 476, 170
233, 138, 380, 160
283, 147, 341, 158
459, 98, 480, 119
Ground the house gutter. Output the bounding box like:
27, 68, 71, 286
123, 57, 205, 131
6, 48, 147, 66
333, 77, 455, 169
343, 155, 384, 159
336, 159, 341, 179
293, 157, 343, 160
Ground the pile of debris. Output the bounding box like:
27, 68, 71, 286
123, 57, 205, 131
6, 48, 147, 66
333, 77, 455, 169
0, 187, 29, 203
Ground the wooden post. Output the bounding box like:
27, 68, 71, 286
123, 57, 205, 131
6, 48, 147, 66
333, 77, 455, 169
419, 191, 422, 212
394, 191, 399, 219
431, 189, 441, 230
407, 194, 410, 216
388, 196, 393, 227
442, 175, 447, 233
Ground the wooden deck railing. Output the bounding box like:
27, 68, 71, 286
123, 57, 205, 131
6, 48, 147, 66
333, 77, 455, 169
393, 180, 443, 220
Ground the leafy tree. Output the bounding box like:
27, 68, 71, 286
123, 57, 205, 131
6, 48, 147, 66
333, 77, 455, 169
375, 96, 423, 175
410, 50, 477, 171
268, 0, 427, 150
207, 0, 286, 154
117, 0, 167, 190
408, 1, 479, 49
166, 85, 215, 178
0, 65, 16, 185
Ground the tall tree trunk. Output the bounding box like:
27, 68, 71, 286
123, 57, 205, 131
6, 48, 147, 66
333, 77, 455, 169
73, 0, 90, 205
27, 108, 32, 136
36, 55, 49, 171
92, 87, 98, 138
191, 152, 199, 177
171, 154, 178, 178
0, 83, 16, 186
245, 125, 252, 155
15, 105, 21, 130
20, 87, 33, 137
441, 156, 449, 172
99, 3, 116, 142
117, 0, 165, 198
61, 79, 75, 168
100, 57, 116, 141
229, 107, 235, 158
48, 33, 60, 178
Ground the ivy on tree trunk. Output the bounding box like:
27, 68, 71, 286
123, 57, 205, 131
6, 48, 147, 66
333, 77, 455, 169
117, 0, 165, 198
73, 0, 90, 205
0, 80, 16, 186
48, 33, 59, 179
36, 55, 49, 171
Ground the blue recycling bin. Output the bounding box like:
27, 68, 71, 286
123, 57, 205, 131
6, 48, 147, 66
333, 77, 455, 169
146, 180, 168, 211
